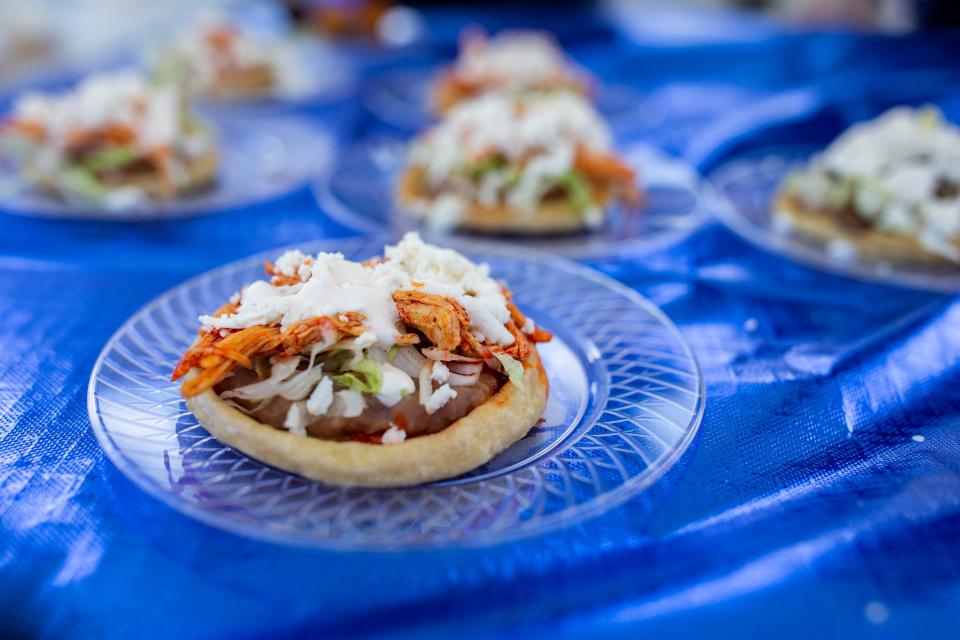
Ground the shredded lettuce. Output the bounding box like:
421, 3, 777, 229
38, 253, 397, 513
60, 166, 107, 199
332, 357, 382, 394
494, 353, 525, 389
84, 146, 139, 173
387, 345, 401, 362
555, 171, 594, 213
467, 156, 505, 178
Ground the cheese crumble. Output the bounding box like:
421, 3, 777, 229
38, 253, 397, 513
408, 91, 611, 223
201, 233, 515, 347
454, 31, 579, 91
11, 70, 185, 154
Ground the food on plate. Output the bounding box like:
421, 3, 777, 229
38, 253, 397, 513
398, 91, 641, 233
295, 0, 392, 41
172, 233, 552, 487
775, 106, 960, 264
153, 11, 310, 100
0, 70, 217, 208
432, 29, 590, 114
0, 2, 56, 80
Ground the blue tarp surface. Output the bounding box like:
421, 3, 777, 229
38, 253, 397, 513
2, 6, 959, 639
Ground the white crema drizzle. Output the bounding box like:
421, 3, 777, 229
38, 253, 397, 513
201, 232, 516, 347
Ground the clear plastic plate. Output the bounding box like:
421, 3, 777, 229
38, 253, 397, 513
88, 236, 704, 549
0, 114, 332, 220
708, 144, 960, 293
361, 66, 658, 134
315, 137, 707, 261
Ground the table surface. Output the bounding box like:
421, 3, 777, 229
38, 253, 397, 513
2, 6, 959, 639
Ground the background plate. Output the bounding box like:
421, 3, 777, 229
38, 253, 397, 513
316, 138, 707, 261
708, 144, 960, 293
0, 114, 332, 220
88, 236, 704, 549
699, 74, 960, 292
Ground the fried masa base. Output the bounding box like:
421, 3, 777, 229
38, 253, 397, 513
185, 347, 549, 487
397, 165, 611, 234
201, 64, 276, 100
773, 191, 958, 266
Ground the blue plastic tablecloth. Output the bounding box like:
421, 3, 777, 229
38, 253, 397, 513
2, 7, 960, 639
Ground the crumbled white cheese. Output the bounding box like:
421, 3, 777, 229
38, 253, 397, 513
200, 250, 404, 345
412, 92, 609, 186
506, 143, 575, 214
793, 106, 960, 261
381, 424, 407, 445
521, 318, 535, 335
409, 91, 611, 219
283, 402, 309, 436
274, 250, 308, 277
424, 383, 457, 414
201, 233, 517, 348
331, 389, 365, 418
12, 70, 187, 154
431, 361, 450, 384
305, 376, 334, 416
376, 362, 415, 407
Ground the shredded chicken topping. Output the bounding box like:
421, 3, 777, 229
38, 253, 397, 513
173, 235, 551, 443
